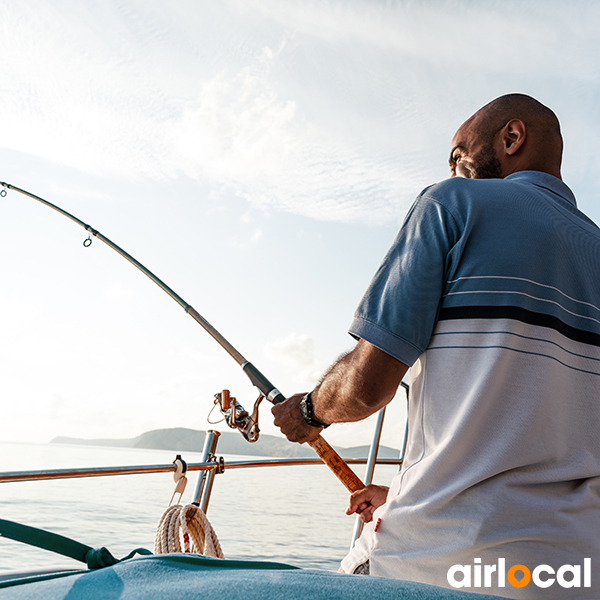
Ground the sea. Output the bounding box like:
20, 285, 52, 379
0, 441, 399, 574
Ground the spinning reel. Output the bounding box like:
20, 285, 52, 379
211, 389, 263, 443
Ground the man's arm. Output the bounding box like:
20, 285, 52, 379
271, 338, 409, 443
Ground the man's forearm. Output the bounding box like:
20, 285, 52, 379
271, 339, 408, 444
311, 339, 408, 426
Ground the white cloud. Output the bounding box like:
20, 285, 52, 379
0, 2, 423, 225
265, 332, 315, 367
1, 0, 600, 227
171, 41, 418, 225
173, 44, 297, 184
237, 0, 600, 79
264, 332, 325, 388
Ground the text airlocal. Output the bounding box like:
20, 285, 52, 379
447, 558, 591, 590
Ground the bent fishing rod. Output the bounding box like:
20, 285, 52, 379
0, 181, 364, 494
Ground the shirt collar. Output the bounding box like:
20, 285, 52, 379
504, 171, 577, 207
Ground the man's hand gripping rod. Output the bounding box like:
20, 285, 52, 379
0, 182, 365, 494
230, 350, 364, 493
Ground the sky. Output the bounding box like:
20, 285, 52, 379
1, 0, 600, 453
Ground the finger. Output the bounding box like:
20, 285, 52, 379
346, 503, 374, 522
348, 488, 373, 508
360, 509, 374, 524
346, 498, 370, 516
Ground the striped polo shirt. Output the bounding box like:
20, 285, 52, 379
343, 172, 600, 599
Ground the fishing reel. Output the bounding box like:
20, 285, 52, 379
211, 389, 262, 443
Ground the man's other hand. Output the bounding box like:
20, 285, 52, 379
271, 393, 323, 444
345, 484, 390, 523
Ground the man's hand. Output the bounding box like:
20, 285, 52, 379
271, 393, 323, 444
345, 484, 389, 523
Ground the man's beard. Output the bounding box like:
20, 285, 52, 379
472, 145, 503, 179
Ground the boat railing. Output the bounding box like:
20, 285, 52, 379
0, 457, 403, 486
0, 389, 408, 552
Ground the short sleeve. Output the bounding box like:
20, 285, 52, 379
349, 192, 461, 366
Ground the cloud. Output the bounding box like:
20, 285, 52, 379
265, 332, 315, 367
173, 44, 296, 182
171, 41, 419, 225
238, 0, 600, 79
1, 1, 600, 226
264, 332, 325, 387
0, 2, 421, 226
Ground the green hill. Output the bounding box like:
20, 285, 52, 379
52, 427, 401, 459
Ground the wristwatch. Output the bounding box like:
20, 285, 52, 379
299, 392, 329, 428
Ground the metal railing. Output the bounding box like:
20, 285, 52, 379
0, 457, 403, 485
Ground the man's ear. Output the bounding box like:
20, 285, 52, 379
502, 119, 526, 156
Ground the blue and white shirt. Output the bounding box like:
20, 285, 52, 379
342, 172, 600, 599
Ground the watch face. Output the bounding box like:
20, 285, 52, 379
300, 392, 328, 429
300, 395, 311, 420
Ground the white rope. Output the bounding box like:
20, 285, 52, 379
155, 504, 224, 558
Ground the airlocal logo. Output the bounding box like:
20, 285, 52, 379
447, 558, 591, 590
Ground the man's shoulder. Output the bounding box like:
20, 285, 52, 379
416, 177, 527, 219
411, 178, 502, 222
420, 176, 507, 199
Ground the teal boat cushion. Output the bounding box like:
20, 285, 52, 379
0, 554, 511, 599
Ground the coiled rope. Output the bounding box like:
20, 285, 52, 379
155, 503, 224, 558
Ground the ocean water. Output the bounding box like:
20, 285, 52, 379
0, 441, 399, 573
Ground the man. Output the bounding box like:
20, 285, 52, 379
272, 94, 600, 599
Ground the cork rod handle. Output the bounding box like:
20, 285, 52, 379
308, 436, 365, 493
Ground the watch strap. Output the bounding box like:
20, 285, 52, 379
300, 392, 329, 428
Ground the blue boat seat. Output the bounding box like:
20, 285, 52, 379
0, 553, 511, 599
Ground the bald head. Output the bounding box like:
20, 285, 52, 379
450, 94, 563, 179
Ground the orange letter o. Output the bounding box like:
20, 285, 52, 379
507, 565, 531, 588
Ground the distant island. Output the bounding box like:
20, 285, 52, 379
51, 427, 401, 459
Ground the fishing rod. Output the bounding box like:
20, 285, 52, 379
0, 181, 365, 494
